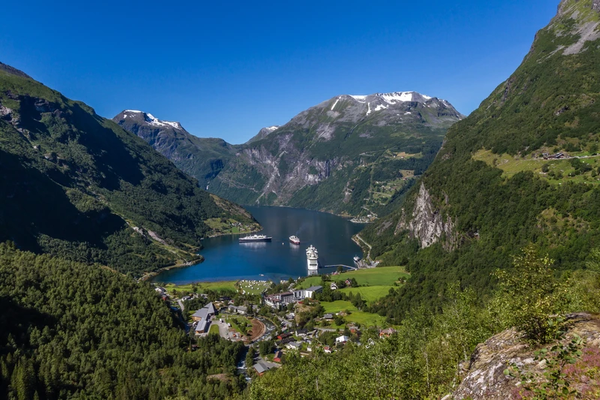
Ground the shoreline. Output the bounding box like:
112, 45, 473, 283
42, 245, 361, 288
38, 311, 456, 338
139, 256, 204, 282
144, 226, 263, 282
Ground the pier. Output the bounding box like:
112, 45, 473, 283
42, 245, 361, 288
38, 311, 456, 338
323, 264, 357, 271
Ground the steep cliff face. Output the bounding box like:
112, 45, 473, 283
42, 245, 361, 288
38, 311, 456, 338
362, 0, 600, 320
208, 91, 463, 217
117, 92, 462, 217
394, 183, 456, 249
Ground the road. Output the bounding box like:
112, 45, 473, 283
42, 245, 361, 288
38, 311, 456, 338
252, 316, 276, 343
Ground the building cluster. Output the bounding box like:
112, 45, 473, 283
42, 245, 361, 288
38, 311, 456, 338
192, 302, 217, 334
263, 286, 323, 309
541, 152, 566, 159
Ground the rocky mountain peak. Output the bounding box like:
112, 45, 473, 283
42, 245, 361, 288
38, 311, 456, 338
248, 125, 280, 143
117, 110, 183, 130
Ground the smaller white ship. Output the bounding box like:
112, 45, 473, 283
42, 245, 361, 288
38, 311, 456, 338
306, 245, 319, 271
289, 235, 300, 245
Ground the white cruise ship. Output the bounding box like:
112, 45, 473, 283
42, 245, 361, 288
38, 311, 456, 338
306, 245, 318, 271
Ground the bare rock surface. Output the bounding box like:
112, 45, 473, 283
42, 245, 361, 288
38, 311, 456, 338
451, 313, 600, 399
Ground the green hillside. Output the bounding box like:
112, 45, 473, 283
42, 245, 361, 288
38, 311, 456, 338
361, 0, 600, 321
0, 243, 245, 399
0, 66, 259, 276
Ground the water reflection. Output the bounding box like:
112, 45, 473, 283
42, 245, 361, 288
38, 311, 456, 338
152, 206, 366, 284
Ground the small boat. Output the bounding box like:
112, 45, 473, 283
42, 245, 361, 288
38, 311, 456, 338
353, 256, 361, 263
289, 235, 301, 245
239, 234, 272, 243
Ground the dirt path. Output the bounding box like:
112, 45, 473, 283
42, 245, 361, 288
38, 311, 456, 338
248, 318, 266, 342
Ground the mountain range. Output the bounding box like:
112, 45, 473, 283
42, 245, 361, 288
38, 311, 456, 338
115, 91, 463, 217
0, 64, 259, 276
362, 0, 600, 320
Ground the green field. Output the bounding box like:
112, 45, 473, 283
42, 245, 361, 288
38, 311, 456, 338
473, 149, 600, 185
338, 286, 393, 302
237, 280, 271, 295
208, 323, 220, 335
163, 281, 237, 295
321, 301, 388, 327
298, 266, 408, 289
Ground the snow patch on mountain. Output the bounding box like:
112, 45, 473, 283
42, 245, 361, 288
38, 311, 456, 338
349, 95, 367, 103
331, 97, 340, 110
122, 110, 183, 130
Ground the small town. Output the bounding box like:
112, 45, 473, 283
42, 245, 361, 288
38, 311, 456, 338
154, 265, 407, 378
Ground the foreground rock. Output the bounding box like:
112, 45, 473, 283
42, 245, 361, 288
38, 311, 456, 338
450, 313, 600, 399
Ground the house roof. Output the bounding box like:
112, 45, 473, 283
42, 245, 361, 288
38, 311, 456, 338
195, 319, 209, 332
192, 308, 209, 320
193, 302, 216, 320
306, 286, 323, 292
254, 361, 270, 374
323, 313, 333, 319
206, 302, 216, 314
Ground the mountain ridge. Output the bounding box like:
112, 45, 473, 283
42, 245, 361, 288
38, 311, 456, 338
361, 0, 600, 320
0, 63, 259, 276
117, 90, 463, 217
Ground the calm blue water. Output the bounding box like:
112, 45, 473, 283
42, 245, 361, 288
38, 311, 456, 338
151, 206, 366, 284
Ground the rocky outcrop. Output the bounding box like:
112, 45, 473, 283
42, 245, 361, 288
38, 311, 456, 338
450, 313, 600, 400
395, 183, 457, 249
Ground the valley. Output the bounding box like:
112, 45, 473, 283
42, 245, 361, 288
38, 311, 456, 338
115, 92, 462, 218
3, 0, 600, 398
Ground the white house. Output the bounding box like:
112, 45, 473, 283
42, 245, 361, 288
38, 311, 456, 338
335, 335, 349, 344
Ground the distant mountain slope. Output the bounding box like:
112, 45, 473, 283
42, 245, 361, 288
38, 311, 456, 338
0, 64, 258, 276
114, 110, 234, 189
117, 92, 463, 217
362, 0, 600, 320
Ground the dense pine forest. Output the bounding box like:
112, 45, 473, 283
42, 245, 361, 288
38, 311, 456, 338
0, 243, 245, 399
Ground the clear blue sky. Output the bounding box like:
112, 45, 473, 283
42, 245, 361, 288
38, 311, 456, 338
1, 0, 558, 144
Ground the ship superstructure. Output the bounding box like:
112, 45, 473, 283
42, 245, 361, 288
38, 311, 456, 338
306, 245, 318, 271
239, 234, 272, 243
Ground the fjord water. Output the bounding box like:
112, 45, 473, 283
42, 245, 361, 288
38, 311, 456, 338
152, 206, 365, 284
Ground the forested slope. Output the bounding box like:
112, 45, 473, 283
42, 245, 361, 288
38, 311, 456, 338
0, 243, 245, 399
361, 0, 600, 321
0, 64, 258, 275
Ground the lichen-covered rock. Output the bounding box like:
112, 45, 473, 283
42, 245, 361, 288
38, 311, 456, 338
451, 313, 600, 399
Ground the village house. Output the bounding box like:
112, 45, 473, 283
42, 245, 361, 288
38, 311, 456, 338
303, 286, 323, 298
347, 324, 360, 334
330, 282, 338, 290
228, 305, 247, 315
192, 302, 217, 335
264, 286, 323, 308
273, 351, 283, 363
277, 332, 292, 341
336, 335, 350, 344
323, 313, 334, 320
379, 328, 397, 338
253, 360, 271, 376
285, 341, 302, 351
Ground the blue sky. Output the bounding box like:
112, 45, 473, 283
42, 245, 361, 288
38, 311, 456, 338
2, 0, 558, 143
